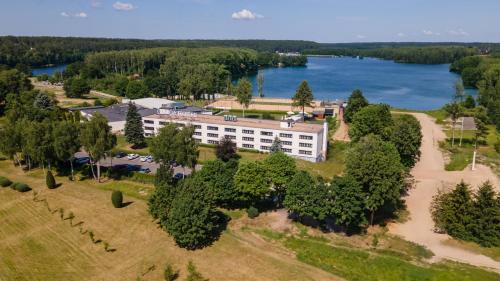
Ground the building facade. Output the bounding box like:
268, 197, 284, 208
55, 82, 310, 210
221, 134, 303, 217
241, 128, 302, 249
142, 113, 328, 162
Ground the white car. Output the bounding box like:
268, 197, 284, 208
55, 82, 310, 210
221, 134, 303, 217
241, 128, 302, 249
146, 156, 154, 163
127, 154, 139, 160
139, 156, 148, 162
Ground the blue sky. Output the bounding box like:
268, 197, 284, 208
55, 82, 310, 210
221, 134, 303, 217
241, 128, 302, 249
1, 0, 499, 42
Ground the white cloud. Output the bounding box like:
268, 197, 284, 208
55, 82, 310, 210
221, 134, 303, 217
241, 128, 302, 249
61, 11, 88, 18
113, 1, 135, 11
449, 29, 469, 36
397, 32, 406, 37
356, 35, 366, 39
231, 9, 263, 20
422, 30, 440, 36
75, 12, 88, 18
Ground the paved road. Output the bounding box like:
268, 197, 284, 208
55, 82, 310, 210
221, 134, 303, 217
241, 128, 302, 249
74, 152, 200, 175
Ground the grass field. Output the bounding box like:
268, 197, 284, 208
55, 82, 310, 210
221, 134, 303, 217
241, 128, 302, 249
440, 126, 500, 174
1, 160, 499, 280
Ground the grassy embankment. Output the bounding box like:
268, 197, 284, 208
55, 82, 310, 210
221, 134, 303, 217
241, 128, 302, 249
1, 159, 499, 281
114, 135, 346, 180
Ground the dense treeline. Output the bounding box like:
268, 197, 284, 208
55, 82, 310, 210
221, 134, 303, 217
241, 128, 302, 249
305, 46, 478, 64
431, 181, 499, 247
450, 56, 500, 131
0, 36, 316, 67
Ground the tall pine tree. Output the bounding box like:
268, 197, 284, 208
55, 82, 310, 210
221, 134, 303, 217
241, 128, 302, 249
471, 181, 499, 247
124, 102, 145, 148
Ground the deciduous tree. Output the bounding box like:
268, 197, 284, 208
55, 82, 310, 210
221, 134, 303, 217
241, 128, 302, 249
389, 114, 422, 168
236, 78, 252, 117
344, 89, 368, 123
348, 104, 393, 142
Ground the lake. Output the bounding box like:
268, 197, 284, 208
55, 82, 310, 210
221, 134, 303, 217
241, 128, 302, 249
248, 57, 474, 110
32, 64, 67, 76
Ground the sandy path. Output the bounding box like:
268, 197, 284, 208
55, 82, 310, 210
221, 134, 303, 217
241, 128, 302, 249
389, 113, 500, 272
332, 108, 350, 142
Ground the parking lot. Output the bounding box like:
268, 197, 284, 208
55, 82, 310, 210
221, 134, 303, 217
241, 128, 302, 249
74, 152, 200, 175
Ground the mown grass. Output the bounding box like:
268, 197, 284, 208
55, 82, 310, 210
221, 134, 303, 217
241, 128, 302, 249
92, 180, 154, 200
296, 141, 347, 180
284, 237, 499, 281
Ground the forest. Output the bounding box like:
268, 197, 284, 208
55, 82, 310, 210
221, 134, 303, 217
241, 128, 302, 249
0, 36, 316, 67
305, 46, 479, 64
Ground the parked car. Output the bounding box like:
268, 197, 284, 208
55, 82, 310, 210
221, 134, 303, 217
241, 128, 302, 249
115, 151, 126, 158
139, 156, 148, 162
170, 160, 179, 167
139, 167, 151, 174
146, 156, 154, 163
173, 173, 184, 180
126, 164, 141, 172
74, 157, 90, 165
127, 154, 139, 160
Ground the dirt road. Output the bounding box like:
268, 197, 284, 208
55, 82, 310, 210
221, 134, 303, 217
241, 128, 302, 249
389, 113, 500, 272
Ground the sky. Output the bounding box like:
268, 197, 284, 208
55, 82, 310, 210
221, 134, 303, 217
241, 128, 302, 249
1, 0, 499, 43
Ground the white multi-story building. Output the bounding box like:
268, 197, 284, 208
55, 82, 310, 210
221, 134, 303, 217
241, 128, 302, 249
142, 113, 328, 162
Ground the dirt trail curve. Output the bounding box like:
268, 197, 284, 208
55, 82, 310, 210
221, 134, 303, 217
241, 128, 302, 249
389, 113, 500, 272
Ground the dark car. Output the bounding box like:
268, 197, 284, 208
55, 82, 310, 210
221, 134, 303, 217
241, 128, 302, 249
139, 167, 151, 174
74, 157, 90, 165
115, 152, 126, 158
126, 164, 141, 172
173, 173, 184, 180
170, 160, 179, 167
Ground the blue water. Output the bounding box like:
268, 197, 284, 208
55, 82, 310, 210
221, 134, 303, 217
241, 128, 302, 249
32, 64, 67, 76
248, 57, 474, 110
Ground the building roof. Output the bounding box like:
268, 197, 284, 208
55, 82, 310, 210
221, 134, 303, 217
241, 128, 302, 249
124, 97, 177, 109
81, 103, 156, 123
144, 113, 324, 133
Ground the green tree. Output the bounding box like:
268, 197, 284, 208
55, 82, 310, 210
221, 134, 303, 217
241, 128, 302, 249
463, 95, 476, 109
389, 114, 422, 168
284, 171, 331, 221
114, 76, 129, 96
444, 102, 463, 147
234, 161, 269, 204
263, 152, 297, 202
174, 125, 198, 177
150, 124, 179, 164
126, 80, 149, 99
0, 69, 33, 106
144, 75, 169, 98
473, 106, 489, 148
111, 190, 123, 208
80, 113, 116, 182
235, 78, 252, 117
348, 104, 393, 142
346, 134, 405, 225
46, 170, 56, 189
269, 136, 282, 154
195, 159, 239, 207
431, 181, 474, 241
53, 121, 81, 180
344, 89, 368, 124
166, 176, 220, 249
63, 78, 90, 98
215, 136, 236, 162
257, 72, 264, 98
454, 78, 466, 102
148, 165, 177, 228
330, 176, 367, 230
124, 103, 145, 148
292, 80, 314, 118
471, 181, 499, 247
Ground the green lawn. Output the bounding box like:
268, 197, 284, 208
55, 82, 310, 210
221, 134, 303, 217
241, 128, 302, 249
441, 126, 500, 174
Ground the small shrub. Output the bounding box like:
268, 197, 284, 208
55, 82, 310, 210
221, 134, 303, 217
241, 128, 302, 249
46, 171, 56, 189
246, 206, 259, 219
59, 208, 65, 220
163, 264, 179, 281
111, 190, 123, 208
89, 230, 95, 242
372, 234, 379, 248
12, 182, 31, 192
495, 139, 500, 153
0, 176, 12, 187
186, 261, 205, 281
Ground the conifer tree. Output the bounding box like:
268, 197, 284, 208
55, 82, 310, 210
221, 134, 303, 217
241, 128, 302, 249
124, 102, 145, 148
471, 181, 499, 247
46, 170, 56, 189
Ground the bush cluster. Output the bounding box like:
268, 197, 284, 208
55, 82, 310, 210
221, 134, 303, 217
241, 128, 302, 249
0, 176, 12, 187
246, 206, 259, 219
11, 182, 32, 192
46, 171, 56, 189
